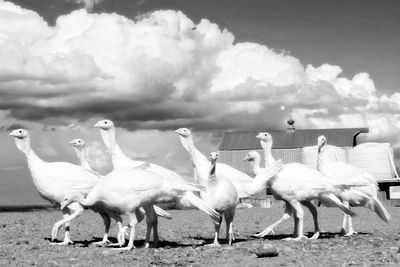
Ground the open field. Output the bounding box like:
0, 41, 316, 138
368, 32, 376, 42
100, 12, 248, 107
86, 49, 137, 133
1, 206, 400, 266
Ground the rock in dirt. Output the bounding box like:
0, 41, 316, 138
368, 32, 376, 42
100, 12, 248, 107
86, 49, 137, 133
255, 243, 279, 258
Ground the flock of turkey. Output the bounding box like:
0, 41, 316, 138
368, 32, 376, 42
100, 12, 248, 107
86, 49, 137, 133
9, 119, 390, 250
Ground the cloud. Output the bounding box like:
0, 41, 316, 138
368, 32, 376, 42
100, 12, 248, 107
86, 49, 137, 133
1, 0, 400, 164
0, 166, 24, 171
68, 0, 103, 11
210, 42, 305, 92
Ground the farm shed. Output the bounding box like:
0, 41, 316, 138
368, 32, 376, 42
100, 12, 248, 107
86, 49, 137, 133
218, 120, 399, 207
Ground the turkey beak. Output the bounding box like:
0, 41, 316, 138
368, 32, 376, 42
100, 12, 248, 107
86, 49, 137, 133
69, 141, 75, 146
94, 121, 101, 128
9, 131, 16, 137
243, 155, 251, 162
174, 129, 181, 135
255, 133, 263, 140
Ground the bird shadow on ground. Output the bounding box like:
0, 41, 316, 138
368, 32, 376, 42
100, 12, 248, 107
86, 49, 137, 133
250, 231, 371, 240
44, 237, 107, 247
255, 234, 293, 240
45, 231, 372, 246
155, 240, 199, 248
309, 231, 371, 239
45, 237, 204, 248
191, 236, 252, 245
45, 237, 122, 247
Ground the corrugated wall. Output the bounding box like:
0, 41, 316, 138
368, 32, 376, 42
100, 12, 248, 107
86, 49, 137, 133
218, 149, 302, 175
348, 146, 395, 180
274, 149, 303, 164
218, 150, 260, 176
302, 144, 395, 180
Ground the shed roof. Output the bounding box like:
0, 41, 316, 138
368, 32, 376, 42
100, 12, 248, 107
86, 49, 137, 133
219, 128, 369, 150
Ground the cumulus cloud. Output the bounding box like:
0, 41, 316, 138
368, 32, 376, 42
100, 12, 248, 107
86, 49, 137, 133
68, 0, 103, 11
1, 0, 400, 167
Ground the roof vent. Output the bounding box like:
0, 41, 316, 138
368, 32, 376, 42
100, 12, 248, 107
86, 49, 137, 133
287, 118, 295, 132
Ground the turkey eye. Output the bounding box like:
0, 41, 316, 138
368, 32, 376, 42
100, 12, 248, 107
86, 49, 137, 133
19, 130, 22, 133
105, 121, 108, 124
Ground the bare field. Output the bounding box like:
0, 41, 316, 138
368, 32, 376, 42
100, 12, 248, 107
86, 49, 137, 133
1, 206, 400, 266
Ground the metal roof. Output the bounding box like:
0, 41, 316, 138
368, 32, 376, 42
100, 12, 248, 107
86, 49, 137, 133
219, 128, 369, 150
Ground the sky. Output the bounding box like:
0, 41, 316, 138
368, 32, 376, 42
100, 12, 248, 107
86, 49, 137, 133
0, 0, 399, 205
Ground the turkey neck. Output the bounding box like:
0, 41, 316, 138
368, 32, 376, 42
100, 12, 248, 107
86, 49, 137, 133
317, 143, 327, 171
15, 136, 43, 165
74, 147, 91, 170
260, 139, 275, 166
179, 135, 209, 185
250, 154, 262, 176
179, 135, 207, 162
209, 158, 217, 185
100, 127, 133, 168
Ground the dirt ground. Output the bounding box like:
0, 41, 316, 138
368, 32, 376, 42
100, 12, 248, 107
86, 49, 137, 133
1, 205, 400, 266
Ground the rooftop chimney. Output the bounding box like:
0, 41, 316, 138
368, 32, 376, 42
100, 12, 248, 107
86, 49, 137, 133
287, 118, 295, 132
